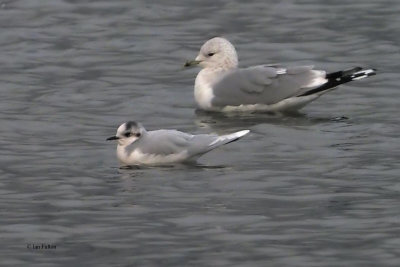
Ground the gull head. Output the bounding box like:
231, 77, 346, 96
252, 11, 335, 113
107, 121, 146, 146
185, 37, 238, 70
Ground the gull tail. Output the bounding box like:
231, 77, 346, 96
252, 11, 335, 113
299, 67, 377, 97
208, 130, 250, 147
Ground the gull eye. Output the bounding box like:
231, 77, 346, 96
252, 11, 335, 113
135, 133, 141, 137
207, 52, 215, 57
123, 132, 131, 137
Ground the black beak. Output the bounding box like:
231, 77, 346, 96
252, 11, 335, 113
106, 136, 119, 141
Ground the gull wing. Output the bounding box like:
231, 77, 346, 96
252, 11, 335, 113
211, 65, 326, 106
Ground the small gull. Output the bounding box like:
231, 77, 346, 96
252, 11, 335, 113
107, 121, 250, 165
185, 37, 376, 112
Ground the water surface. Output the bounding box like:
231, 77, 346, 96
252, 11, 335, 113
1, 0, 399, 266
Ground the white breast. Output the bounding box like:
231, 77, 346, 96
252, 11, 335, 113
194, 70, 216, 110
117, 146, 189, 165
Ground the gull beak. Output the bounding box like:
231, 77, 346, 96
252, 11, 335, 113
184, 55, 203, 67
106, 136, 119, 141
184, 60, 202, 67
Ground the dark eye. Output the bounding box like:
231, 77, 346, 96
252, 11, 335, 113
207, 52, 215, 57
123, 132, 131, 137
135, 133, 141, 137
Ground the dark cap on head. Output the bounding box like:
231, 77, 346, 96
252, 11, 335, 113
124, 121, 139, 131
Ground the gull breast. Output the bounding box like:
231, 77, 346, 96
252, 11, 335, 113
194, 70, 216, 110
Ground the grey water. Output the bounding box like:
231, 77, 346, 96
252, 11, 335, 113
1, 0, 399, 266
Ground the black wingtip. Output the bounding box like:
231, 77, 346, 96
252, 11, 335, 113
298, 67, 377, 97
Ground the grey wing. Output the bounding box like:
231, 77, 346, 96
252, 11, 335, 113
138, 130, 192, 155
211, 65, 327, 106
138, 130, 249, 157
184, 134, 220, 156
140, 131, 220, 157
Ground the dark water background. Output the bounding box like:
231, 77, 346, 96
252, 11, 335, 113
1, 0, 399, 266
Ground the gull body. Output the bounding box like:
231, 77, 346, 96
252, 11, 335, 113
107, 121, 249, 166
185, 37, 376, 112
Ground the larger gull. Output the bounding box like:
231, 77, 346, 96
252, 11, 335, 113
185, 37, 376, 112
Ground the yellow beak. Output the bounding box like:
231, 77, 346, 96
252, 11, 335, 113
184, 60, 202, 67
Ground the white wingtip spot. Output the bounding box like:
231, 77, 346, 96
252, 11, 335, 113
276, 68, 287, 75
234, 129, 250, 138
351, 69, 376, 80
360, 69, 376, 75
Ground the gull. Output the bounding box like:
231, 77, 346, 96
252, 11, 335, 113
107, 121, 250, 165
185, 37, 376, 112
